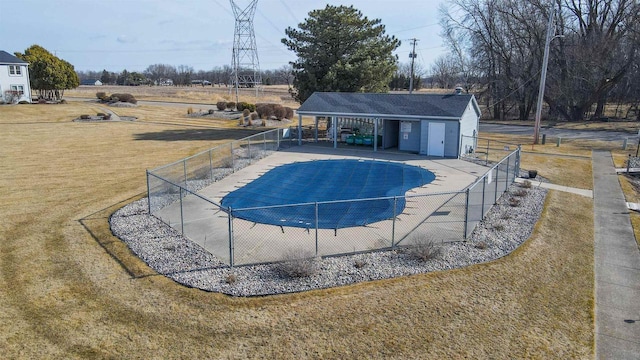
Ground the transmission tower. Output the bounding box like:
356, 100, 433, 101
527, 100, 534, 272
229, 0, 261, 103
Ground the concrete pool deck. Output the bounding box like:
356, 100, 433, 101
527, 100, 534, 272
155, 145, 496, 265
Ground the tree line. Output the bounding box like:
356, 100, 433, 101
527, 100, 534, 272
439, 0, 640, 121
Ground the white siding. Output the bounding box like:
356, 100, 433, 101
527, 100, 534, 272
0, 63, 31, 103
458, 98, 480, 156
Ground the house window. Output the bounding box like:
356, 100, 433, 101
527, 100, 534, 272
10, 85, 24, 95
9, 65, 22, 76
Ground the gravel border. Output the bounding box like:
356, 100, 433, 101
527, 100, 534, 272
110, 177, 546, 297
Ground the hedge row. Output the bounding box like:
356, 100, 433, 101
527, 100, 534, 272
216, 101, 257, 112
256, 103, 294, 120
96, 92, 137, 104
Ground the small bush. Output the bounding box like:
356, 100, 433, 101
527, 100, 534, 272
493, 224, 505, 231
18, 100, 29, 104
216, 101, 227, 111
475, 241, 488, 250
103, 114, 111, 120
521, 180, 532, 189
407, 237, 442, 262
187, 107, 193, 114
284, 106, 294, 119
273, 104, 286, 120
80, 114, 91, 119
509, 197, 521, 207
225, 273, 237, 284
96, 91, 106, 99
354, 259, 367, 269
275, 250, 318, 278
244, 102, 256, 112
226, 101, 236, 110
256, 103, 274, 119
250, 112, 259, 121
242, 108, 250, 117
96, 112, 106, 117
208, 109, 215, 114
236, 102, 246, 111
512, 188, 527, 197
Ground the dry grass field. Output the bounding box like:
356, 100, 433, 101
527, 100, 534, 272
0, 100, 596, 358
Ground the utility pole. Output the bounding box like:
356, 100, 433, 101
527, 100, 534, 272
533, 1, 556, 144
409, 38, 418, 94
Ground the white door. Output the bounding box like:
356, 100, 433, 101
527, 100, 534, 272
428, 122, 445, 157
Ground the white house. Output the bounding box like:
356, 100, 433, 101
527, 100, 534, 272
0, 50, 31, 103
296, 91, 481, 158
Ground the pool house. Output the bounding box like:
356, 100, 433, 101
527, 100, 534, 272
295, 91, 481, 158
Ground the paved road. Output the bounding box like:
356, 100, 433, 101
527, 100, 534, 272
480, 123, 638, 141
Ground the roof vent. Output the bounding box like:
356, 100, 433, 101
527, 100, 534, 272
455, 87, 463, 95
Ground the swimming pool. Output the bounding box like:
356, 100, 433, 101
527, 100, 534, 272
221, 159, 435, 229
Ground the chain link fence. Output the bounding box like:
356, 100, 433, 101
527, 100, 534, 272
147, 132, 520, 266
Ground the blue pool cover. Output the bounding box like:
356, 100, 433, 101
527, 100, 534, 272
221, 159, 435, 229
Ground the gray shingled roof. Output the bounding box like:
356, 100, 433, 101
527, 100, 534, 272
0, 50, 28, 65
297, 92, 477, 119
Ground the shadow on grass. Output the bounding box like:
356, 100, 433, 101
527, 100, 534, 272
78, 192, 158, 279
133, 128, 265, 142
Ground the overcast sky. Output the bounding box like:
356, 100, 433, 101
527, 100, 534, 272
0, 0, 448, 73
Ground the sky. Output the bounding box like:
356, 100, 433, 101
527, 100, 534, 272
0, 0, 449, 73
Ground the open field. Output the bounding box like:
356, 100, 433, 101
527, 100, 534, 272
0, 101, 596, 358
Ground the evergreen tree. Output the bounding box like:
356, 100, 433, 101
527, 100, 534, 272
282, 5, 400, 103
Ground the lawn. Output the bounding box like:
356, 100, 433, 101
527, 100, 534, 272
0, 101, 594, 358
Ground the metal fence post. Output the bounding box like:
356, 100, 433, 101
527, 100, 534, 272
263, 133, 267, 152
228, 207, 234, 267
481, 176, 486, 216
463, 189, 470, 239
506, 156, 510, 187
494, 164, 499, 204
230, 143, 235, 173
146, 170, 151, 215
391, 196, 397, 248
248, 138, 252, 163
315, 202, 319, 257
183, 159, 187, 186
209, 149, 214, 181
179, 187, 184, 235
486, 139, 490, 165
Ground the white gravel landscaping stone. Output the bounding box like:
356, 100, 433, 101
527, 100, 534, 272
110, 177, 546, 297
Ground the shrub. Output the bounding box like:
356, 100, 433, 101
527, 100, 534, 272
284, 106, 294, 119
242, 108, 251, 117
18, 100, 29, 104
96, 91, 106, 99
96, 112, 106, 117
80, 114, 91, 119
493, 224, 505, 231
250, 112, 259, 121
216, 101, 227, 111
407, 236, 442, 261
236, 102, 246, 111
111, 93, 137, 104
208, 109, 215, 114
187, 107, 193, 114
475, 241, 488, 250
275, 250, 318, 278
225, 273, 237, 284
226, 101, 236, 110
103, 114, 111, 120
244, 102, 256, 112
273, 104, 286, 120
256, 103, 274, 119
512, 188, 528, 197
509, 197, 521, 207
521, 180, 532, 189
354, 259, 367, 269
